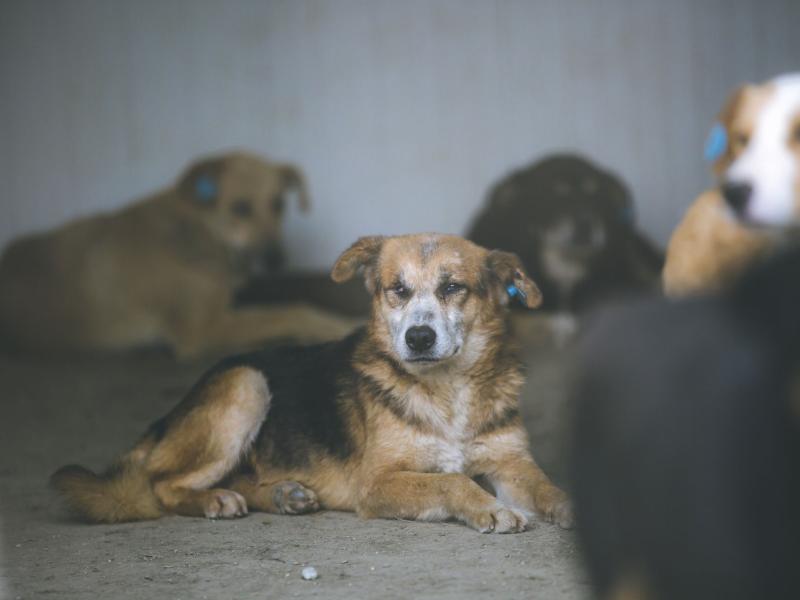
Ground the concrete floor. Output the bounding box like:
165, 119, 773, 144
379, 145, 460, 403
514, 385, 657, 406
0, 344, 590, 599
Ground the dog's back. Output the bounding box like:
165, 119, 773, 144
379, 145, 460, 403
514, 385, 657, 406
571, 249, 800, 599
0, 201, 185, 351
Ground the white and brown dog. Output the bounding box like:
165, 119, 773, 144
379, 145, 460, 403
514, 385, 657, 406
663, 73, 800, 297
51, 234, 573, 532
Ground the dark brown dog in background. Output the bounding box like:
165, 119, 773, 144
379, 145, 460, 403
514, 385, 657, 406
468, 154, 663, 314
0, 151, 357, 359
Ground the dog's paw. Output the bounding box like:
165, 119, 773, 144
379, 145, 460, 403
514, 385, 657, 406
536, 490, 574, 529
464, 504, 528, 534
204, 489, 248, 519
272, 481, 320, 515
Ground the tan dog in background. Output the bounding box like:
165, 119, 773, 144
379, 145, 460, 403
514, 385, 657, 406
52, 233, 573, 532
0, 151, 356, 358
663, 74, 800, 297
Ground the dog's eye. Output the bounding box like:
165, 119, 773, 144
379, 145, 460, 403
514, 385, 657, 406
731, 133, 749, 151
389, 283, 410, 299
231, 199, 253, 218
442, 282, 465, 296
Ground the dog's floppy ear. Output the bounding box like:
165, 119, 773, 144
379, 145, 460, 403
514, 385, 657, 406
709, 84, 752, 177
280, 164, 310, 213
331, 236, 385, 292
485, 250, 542, 309
178, 156, 226, 206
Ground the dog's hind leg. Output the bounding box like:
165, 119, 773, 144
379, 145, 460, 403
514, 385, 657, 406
145, 366, 270, 518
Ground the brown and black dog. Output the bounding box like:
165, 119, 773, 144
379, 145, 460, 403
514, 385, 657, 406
51, 233, 572, 532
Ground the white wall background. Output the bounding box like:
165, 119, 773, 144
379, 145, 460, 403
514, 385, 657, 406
1, 0, 798, 268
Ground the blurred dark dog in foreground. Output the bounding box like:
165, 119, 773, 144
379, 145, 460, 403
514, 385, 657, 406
570, 248, 800, 599
0, 151, 357, 359
468, 154, 663, 314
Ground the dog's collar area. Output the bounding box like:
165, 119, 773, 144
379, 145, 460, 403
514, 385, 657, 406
704, 122, 728, 162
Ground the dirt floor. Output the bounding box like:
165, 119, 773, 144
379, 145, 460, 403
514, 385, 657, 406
0, 342, 590, 600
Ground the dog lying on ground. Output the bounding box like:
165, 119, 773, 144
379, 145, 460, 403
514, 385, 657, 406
51, 233, 573, 532
468, 154, 663, 314
663, 73, 800, 297
571, 248, 800, 600
0, 151, 357, 358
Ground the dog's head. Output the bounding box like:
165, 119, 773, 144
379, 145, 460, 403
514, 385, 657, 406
710, 74, 800, 227
177, 151, 309, 273
468, 155, 638, 308
332, 234, 541, 372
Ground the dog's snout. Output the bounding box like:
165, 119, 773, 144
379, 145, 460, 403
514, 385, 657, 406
405, 326, 436, 352
722, 181, 753, 215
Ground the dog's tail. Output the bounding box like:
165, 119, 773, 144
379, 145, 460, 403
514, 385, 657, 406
50, 459, 162, 523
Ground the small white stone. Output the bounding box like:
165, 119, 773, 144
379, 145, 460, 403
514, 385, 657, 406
301, 566, 318, 580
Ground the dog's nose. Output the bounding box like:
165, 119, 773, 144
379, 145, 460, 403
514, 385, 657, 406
405, 326, 436, 352
721, 181, 753, 215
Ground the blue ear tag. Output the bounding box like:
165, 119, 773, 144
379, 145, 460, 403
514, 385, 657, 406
194, 175, 217, 202
704, 123, 728, 162
507, 284, 526, 302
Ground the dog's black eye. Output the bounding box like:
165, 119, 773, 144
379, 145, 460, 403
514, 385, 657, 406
442, 282, 465, 296
231, 198, 253, 218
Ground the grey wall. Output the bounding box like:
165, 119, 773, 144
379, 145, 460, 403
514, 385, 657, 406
1, 0, 798, 268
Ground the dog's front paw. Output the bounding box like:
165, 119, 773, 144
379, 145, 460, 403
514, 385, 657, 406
464, 504, 528, 534
536, 488, 574, 529
204, 489, 248, 519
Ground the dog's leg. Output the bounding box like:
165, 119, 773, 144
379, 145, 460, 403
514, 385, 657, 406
487, 457, 574, 529
169, 304, 362, 359
227, 476, 320, 515
145, 367, 270, 518
358, 471, 527, 533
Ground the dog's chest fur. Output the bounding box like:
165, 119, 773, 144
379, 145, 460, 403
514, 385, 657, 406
403, 382, 478, 473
